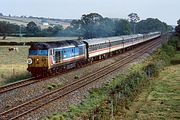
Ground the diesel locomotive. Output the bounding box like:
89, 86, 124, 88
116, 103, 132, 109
27, 32, 161, 76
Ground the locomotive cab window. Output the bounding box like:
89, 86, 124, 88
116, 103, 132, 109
29, 50, 48, 56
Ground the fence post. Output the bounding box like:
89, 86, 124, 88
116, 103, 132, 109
111, 99, 114, 120
12, 68, 15, 76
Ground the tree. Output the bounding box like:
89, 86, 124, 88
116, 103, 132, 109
177, 19, 180, 25
114, 19, 131, 35
136, 18, 171, 33
70, 13, 133, 38
128, 13, 140, 34
80, 13, 104, 38
26, 21, 40, 34
70, 19, 82, 37
175, 19, 180, 35
98, 17, 116, 37
52, 25, 63, 34
0, 21, 20, 39
0, 21, 8, 39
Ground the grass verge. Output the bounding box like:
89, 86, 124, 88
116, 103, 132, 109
123, 62, 180, 120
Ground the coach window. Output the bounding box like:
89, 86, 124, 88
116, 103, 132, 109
79, 47, 83, 55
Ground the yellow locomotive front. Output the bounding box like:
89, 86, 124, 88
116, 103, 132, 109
27, 46, 50, 76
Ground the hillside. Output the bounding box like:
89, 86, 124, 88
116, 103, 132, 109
0, 16, 71, 29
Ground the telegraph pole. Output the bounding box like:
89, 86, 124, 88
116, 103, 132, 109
19, 25, 22, 41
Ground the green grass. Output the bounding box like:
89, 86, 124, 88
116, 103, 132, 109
0, 37, 77, 42
124, 64, 180, 120
0, 46, 30, 85
171, 51, 180, 65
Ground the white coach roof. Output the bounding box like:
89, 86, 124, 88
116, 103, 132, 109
82, 34, 143, 45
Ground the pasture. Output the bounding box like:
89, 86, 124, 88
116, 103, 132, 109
0, 17, 28, 26
0, 46, 30, 85
0, 36, 77, 42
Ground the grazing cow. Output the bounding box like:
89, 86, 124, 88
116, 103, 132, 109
8, 47, 19, 52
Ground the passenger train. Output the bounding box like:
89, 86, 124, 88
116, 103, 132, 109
27, 32, 161, 76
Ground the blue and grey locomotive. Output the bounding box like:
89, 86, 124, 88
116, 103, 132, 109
27, 40, 86, 76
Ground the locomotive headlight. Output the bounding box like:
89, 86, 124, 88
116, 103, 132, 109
27, 58, 33, 64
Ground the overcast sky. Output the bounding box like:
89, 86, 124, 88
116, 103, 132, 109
0, 0, 179, 25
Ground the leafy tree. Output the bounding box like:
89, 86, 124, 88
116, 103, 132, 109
114, 19, 131, 35
175, 25, 180, 35
43, 25, 63, 36
80, 13, 104, 38
177, 19, 180, 25
70, 19, 83, 37
26, 21, 40, 34
98, 17, 116, 37
70, 13, 131, 38
47, 26, 53, 33
136, 18, 170, 33
128, 13, 140, 34
175, 19, 180, 35
128, 13, 140, 23
175, 25, 180, 34
0, 21, 8, 39
52, 25, 63, 34
0, 21, 20, 39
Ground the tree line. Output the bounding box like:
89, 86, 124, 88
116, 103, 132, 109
0, 13, 174, 39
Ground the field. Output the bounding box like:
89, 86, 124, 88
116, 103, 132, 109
0, 46, 30, 85
0, 16, 71, 29
0, 17, 27, 26
123, 53, 180, 120
0, 36, 77, 42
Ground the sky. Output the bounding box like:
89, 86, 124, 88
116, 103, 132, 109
0, 0, 179, 25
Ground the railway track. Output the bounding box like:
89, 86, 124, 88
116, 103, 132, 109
0, 37, 159, 95
0, 77, 37, 94
0, 37, 162, 120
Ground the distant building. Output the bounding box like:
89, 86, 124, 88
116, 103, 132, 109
43, 22, 49, 26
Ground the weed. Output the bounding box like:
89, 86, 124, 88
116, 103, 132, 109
47, 83, 63, 90
74, 75, 79, 79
